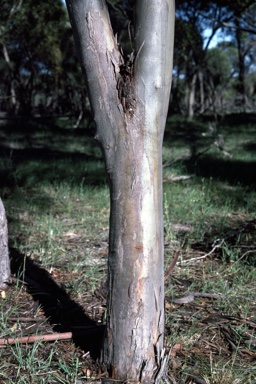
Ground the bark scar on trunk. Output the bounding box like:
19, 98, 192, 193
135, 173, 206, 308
117, 53, 136, 116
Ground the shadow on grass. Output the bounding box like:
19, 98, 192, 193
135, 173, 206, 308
0, 118, 107, 192
185, 155, 256, 187
10, 247, 104, 359
0, 145, 107, 191
243, 142, 256, 152
190, 217, 256, 266
164, 113, 256, 188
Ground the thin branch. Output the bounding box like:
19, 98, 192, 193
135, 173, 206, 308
0, 325, 102, 347
179, 240, 224, 265
173, 291, 224, 304
198, 10, 256, 36
164, 250, 180, 281
165, 239, 188, 280
163, 175, 193, 182
7, 317, 45, 322
220, 21, 256, 35
221, 249, 256, 276
0, 332, 73, 347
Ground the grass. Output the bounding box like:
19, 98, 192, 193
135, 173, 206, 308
0, 114, 256, 383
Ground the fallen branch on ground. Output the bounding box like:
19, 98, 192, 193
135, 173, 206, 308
0, 332, 73, 347
221, 249, 256, 275
173, 291, 224, 304
163, 175, 193, 182
179, 239, 224, 265
165, 240, 187, 280
164, 250, 180, 281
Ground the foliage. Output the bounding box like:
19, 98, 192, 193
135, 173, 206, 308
0, 1, 255, 117
172, 0, 256, 116
0, 0, 85, 115
206, 47, 231, 86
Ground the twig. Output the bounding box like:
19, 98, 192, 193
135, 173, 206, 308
221, 249, 256, 275
173, 291, 224, 304
165, 239, 188, 280
8, 317, 44, 322
0, 332, 73, 347
164, 251, 180, 281
179, 240, 224, 265
163, 175, 192, 182
0, 324, 102, 348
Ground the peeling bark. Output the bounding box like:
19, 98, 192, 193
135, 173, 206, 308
65, 0, 175, 381
0, 198, 10, 290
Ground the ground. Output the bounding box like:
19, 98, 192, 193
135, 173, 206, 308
0, 114, 255, 383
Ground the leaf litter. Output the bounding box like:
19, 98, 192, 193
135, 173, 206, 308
0, 214, 255, 383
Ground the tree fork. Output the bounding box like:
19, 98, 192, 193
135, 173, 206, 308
65, 0, 175, 381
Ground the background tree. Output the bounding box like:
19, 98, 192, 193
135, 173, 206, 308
174, 0, 221, 117
223, 2, 256, 111
0, 0, 86, 116
171, 0, 256, 117
172, 19, 204, 116
0, 198, 10, 291
204, 47, 232, 114
1, 0, 255, 120
65, 0, 175, 381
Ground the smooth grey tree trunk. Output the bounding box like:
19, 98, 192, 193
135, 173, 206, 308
65, 1, 175, 381
198, 70, 205, 114
188, 73, 197, 119
0, 198, 10, 290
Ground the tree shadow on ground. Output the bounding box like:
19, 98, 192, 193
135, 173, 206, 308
242, 142, 256, 152
0, 118, 107, 192
0, 146, 106, 190
10, 247, 104, 359
164, 114, 256, 188
190, 217, 256, 266
185, 155, 256, 187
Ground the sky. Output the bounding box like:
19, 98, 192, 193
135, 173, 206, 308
203, 28, 232, 49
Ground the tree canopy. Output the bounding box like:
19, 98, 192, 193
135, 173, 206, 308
0, 0, 255, 118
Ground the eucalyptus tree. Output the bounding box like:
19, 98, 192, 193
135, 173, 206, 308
221, 1, 256, 110
65, 0, 175, 382
0, 198, 10, 291
205, 47, 232, 112
196, 0, 255, 112
174, 0, 217, 117
174, 0, 255, 116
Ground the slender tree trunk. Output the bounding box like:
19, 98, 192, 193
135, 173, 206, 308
1, 43, 17, 112
65, 1, 175, 381
235, 18, 246, 112
198, 70, 205, 114
0, 198, 10, 290
188, 73, 197, 119
208, 77, 218, 120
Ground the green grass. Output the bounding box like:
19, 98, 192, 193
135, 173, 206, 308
0, 114, 256, 383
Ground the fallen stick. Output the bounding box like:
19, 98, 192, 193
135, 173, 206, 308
0, 332, 73, 347
8, 317, 45, 322
221, 249, 256, 274
173, 291, 225, 304
165, 240, 187, 281
164, 250, 180, 281
179, 239, 224, 265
